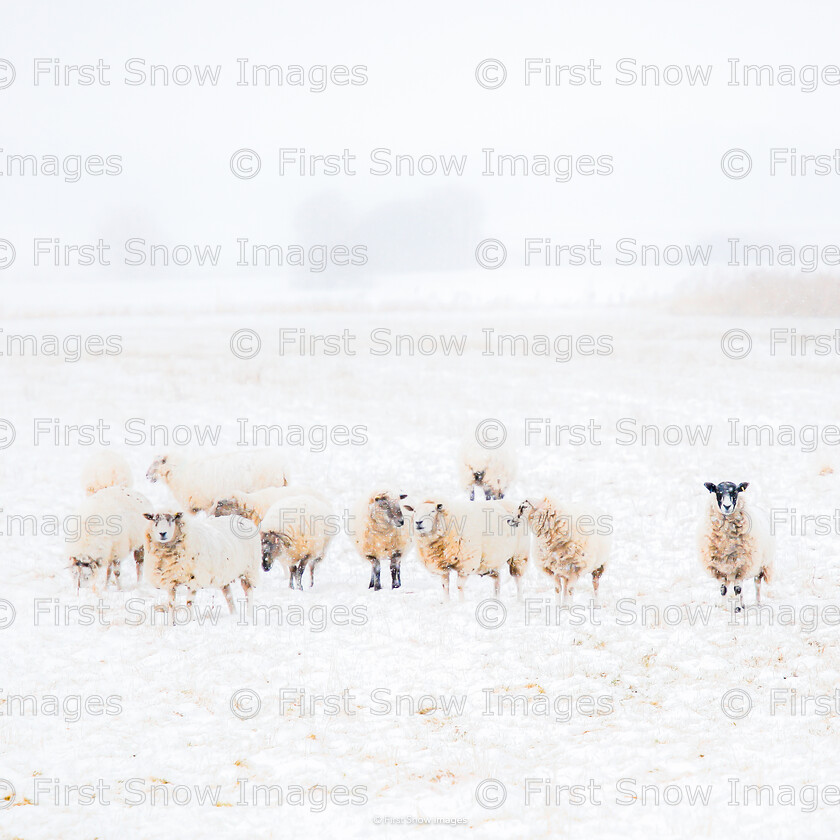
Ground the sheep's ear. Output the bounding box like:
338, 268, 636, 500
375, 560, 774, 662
143, 513, 155, 521
436, 503, 444, 511
174, 512, 184, 521
402, 504, 414, 512
737, 482, 749, 493
704, 483, 717, 493
399, 494, 407, 500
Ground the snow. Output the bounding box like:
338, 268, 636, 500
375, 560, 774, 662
3, 285, 840, 837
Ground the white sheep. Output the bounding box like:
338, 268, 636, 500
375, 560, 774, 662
81, 451, 133, 496
146, 450, 289, 513
260, 494, 334, 589
515, 497, 611, 604
699, 481, 774, 611
459, 436, 517, 500
350, 490, 411, 590
404, 498, 484, 599
211, 485, 322, 525
68, 486, 151, 592
144, 511, 260, 614
472, 500, 529, 598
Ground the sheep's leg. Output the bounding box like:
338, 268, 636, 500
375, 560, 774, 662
390, 552, 402, 589
240, 576, 254, 622
441, 573, 451, 599
222, 583, 236, 614
296, 556, 310, 591
591, 565, 605, 604
755, 570, 765, 605
555, 575, 567, 606
369, 558, 381, 591
488, 570, 500, 598
456, 573, 467, 602
289, 565, 297, 589
134, 547, 144, 584
309, 560, 317, 588
469, 487, 476, 501
168, 586, 178, 623
74, 565, 81, 594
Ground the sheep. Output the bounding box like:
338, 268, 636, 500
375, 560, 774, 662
81, 451, 133, 496
260, 494, 334, 590
144, 511, 260, 614
403, 498, 484, 599
472, 500, 529, 599
146, 450, 289, 513
514, 497, 611, 605
211, 485, 323, 525
699, 481, 774, 611
459, 436, 516, 500
350, 491, 411, 590
67, 486, 150, 592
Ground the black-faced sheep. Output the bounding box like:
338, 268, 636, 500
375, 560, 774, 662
699, 481, 774, 611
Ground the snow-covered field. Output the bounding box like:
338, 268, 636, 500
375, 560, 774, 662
3, 283, 840, 838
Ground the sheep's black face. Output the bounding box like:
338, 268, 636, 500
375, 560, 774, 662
145, 512, 182, 544
704, 481, 749, 515
261, 534, 277, 571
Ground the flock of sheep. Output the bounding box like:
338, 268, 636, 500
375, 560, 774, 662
67, 441, 774, 616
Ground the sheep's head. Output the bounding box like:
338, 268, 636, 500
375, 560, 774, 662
213, 496, 244, 518
146, 455, 169, 483
369, 492, 407, 532
261, 531, 292, 571
704, 481, 749, 515
404, 500, 446, 539
144, 512, 184, 544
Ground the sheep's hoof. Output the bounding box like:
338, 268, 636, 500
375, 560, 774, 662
392, 581, 401, 590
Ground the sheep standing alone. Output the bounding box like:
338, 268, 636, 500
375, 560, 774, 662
81, 451, 133, 496
68, 486, 151, 591
211, 485, 322, 525
144, 512, 260, 614
515, 497, 611, 604
260, 494, 334, 589
459, 437, 516, 500
146, 451, 289, 513
405, 498, 484, 599
699, 481, 774, 610
351, 491, 411, 590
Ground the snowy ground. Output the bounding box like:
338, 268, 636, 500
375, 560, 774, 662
3, 284, 840, 837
